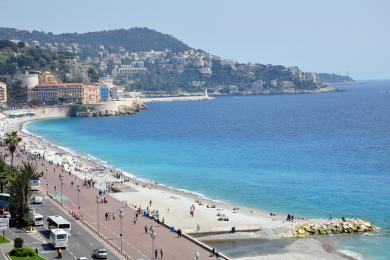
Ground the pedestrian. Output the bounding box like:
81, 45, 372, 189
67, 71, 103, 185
145, 225, 148, 234
112, 212, 115, 220
196, 224, 200, 232
160, 248, 163, 259
54, 186, 57, 192
35, 248, 38, 256
154, 249, 158, 259
210, 248, 216, 257
105, 212, 108, 221
133, 217, 137, 225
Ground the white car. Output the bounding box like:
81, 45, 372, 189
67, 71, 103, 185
31, 196, 43, 204
1, 212, 11, 218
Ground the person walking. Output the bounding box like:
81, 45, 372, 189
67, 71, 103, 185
112, 212, 115, 220
160, 248, 163, 259
154, 249, 158, 259
145, 225, 148, 234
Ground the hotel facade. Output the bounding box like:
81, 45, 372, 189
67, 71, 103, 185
27, 83, 84, 103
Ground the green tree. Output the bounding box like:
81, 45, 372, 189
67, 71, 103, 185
0, 158, 10, 193
9, 162, 40, 224
5, 131, 22, 173
87, 67, 99, 83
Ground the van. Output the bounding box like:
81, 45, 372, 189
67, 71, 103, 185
33, 214, 44, 226
50, 229, 68, 248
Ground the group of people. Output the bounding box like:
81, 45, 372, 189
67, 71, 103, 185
104, 211, 116, 221
210, 248, 220, 258
287, 214, 295, 222
154, 248, 164, 259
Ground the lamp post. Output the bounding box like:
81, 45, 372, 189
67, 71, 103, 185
59, 172, 64, 205
150, 229, 156, 259
45, 165, 49, 195
119, 208, 124, 253
96, 195, 100, 235
77, 184, 81, 217
45, 177, 49, 196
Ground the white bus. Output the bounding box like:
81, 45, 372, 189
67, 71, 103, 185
50, 229, 68, 248
47, 216, 71, 234
33, 214, 44, 226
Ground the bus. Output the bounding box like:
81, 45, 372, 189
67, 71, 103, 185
47, 216, 71, 234
50, 229, 68, 248
0, 193, 10, 209
33, 214, 44, 226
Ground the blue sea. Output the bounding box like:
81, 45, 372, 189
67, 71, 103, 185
27, 80, 390, 259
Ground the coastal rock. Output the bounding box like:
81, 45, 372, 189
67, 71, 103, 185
292, 218, 378, 238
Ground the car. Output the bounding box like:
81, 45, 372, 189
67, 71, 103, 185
78, 257, 88, 260
1, 211, 11, 218
92, 248, 107, 259
31, 196, 43, 204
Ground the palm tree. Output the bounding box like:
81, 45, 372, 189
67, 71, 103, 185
0, 157, 10, 193
9, 162, 40, 224
5, 131, 22, 173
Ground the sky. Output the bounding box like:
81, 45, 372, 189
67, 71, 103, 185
1, 0, 389, 80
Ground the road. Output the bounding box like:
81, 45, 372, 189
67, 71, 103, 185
5, 194, 121, 260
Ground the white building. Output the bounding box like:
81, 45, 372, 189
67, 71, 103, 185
116, 65, 147, 76
15, 71, 39, 89
0, 82, 7, 103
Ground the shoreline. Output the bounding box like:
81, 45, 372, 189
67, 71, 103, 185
1, 109, 365, 260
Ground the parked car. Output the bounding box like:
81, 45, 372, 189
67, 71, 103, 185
1, 211, 11, 218
92, 248, 107, 259
31, 196, 43, 204
78, 257, 88, 260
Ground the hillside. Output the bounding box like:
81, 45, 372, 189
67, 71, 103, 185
316, 73, 354, 84
0, 27, 190, 52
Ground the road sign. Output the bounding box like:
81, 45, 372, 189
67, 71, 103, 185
31, 180, 40, 185
0, 218, 9, 230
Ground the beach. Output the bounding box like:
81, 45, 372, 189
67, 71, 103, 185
0, 107, 366, 260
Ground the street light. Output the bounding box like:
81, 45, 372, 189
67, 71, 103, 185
96, 195, 100, 235
150, 228, 156, 259
59, 172, 64, 205
77, 184, 81, 217
119, 208, 124, 253
45, 175, 49, 196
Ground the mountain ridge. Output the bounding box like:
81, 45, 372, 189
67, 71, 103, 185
0, 27, 190, 52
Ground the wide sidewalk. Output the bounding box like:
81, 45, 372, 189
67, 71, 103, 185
35, 159, 217, 260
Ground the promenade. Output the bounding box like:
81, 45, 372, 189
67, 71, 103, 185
6, 149, 226, 260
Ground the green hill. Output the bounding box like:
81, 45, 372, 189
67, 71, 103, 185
0, 27, 189, 52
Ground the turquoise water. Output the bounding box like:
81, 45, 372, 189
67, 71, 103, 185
27, 80, 390, 259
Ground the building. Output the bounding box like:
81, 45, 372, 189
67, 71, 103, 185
15, 71, 39, 89
0, 82, 7, 103
27, 83, 84, 103
110, 86, 125, 100
229, 85, 239, 95
252, 80, 264, 89
39, 71, 58, 84
116, 65, 147, 76
100, 85, 110, 101
83, 85, 101, 104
